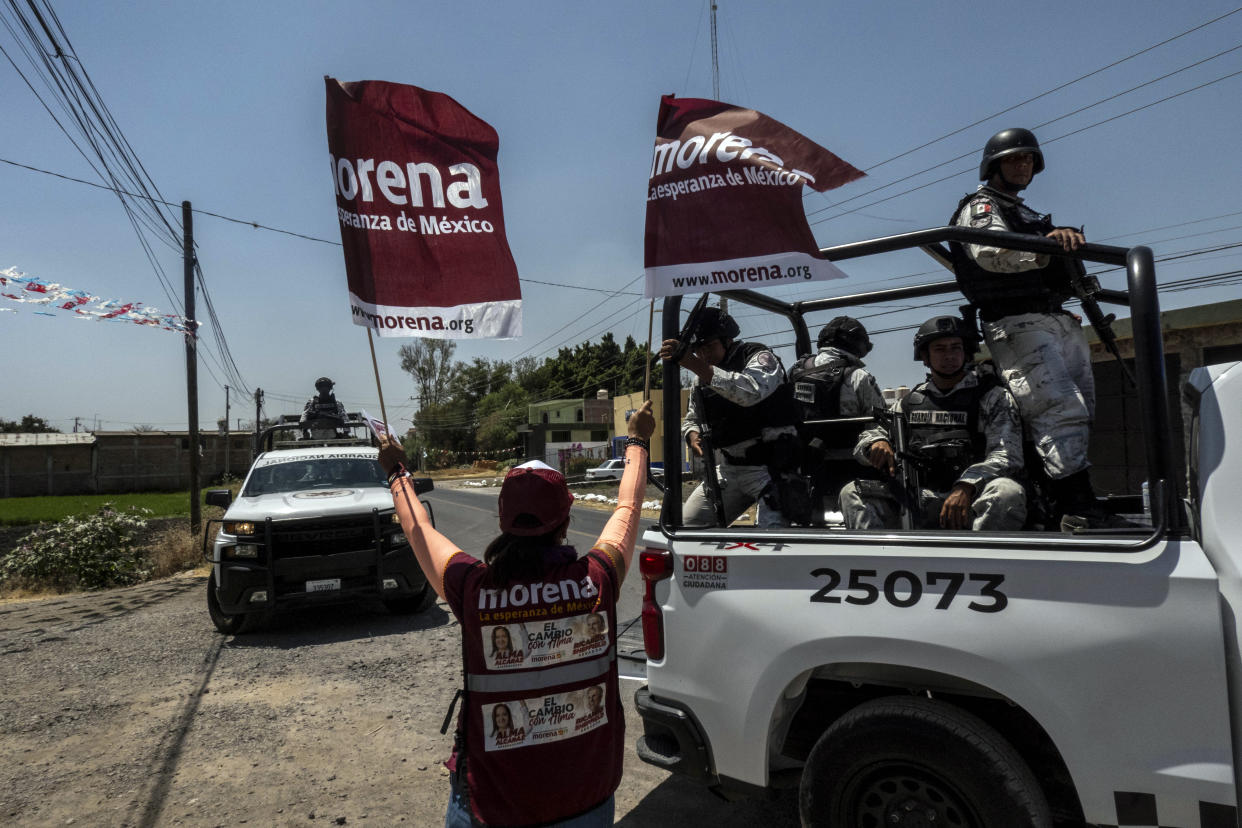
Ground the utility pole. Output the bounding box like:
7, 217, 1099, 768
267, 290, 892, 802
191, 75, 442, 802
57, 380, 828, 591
184, 201, 200, 534
710, 1, 728, 319
73, 416, 81, 433
253, 388, 264, 455
223, 385, 231, 479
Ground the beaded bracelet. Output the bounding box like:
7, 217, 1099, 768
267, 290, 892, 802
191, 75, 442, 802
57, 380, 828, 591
387, 465, 410, 486
624, 436, 650, 452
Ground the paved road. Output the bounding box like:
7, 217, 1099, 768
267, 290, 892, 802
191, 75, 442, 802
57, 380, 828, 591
0, 487, 800, 827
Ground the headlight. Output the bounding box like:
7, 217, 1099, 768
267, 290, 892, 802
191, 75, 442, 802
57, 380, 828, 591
389, 532, 409, 547
224, 520, 256, 535
223, 543, 260, 559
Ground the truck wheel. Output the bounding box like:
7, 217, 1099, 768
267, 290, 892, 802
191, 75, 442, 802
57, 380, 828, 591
382, 578, 437, 615
799, 696, 1051, 828
207, 571, 266, 634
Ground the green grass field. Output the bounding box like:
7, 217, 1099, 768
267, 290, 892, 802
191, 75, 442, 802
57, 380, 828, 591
0, 491, 196, 526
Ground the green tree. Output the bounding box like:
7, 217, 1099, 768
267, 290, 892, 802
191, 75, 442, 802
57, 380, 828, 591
399, 339, 457, 409
0, 414, 60, 433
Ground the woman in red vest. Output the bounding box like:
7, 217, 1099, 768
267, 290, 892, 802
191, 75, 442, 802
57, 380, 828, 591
381, 400, 655, 827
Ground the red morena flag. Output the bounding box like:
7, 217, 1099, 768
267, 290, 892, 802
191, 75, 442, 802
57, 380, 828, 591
325, 78, 521, 338
643, 95, 864, 299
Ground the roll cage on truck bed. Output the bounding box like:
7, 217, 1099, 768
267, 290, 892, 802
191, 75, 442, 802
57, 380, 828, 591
631, 225, 1242, 828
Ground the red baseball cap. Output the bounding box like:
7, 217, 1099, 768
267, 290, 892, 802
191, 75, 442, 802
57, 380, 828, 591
498, 460, 574, 536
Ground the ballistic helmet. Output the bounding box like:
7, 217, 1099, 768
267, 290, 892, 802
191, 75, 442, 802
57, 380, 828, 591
690, 306, 740, 346
817, 316, 872, 357
979, 128, 1045, 181
913, 316, 979, 361
315, 376, 335, 390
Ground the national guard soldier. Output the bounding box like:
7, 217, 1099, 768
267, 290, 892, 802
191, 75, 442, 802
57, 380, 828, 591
949, 127, 1106, 531
788, 316, 888, 513
299, 376, 348, 438
788, 316, 886, 421
659, 306, 803, 527
840, 316, 1026, 531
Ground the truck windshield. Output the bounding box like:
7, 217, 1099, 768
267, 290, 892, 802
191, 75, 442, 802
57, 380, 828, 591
242, 457, 387, 496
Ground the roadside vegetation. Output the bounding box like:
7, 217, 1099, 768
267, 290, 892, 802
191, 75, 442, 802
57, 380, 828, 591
0, 491, 198, 526
0, 487, 236, 599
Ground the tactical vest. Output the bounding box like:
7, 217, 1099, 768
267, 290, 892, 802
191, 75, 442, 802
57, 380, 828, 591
446, 550, 624, 826
789, 353, 857, 419
698, 341, 799, 448
948, 189, 1073, 321
899, 369, 1000, 491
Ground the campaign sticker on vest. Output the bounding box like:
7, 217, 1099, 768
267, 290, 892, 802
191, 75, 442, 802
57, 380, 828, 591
482, 685, 607, 752
482, 612, 608, 670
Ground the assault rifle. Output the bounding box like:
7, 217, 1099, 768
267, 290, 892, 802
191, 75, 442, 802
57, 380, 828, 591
692, 384, 728, 527
1065, 258, 1136, 388
871, 406, 923, 531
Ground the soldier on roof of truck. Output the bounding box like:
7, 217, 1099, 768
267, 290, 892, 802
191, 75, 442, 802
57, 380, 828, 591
840, 315, 1027, 531
949, 128, 1121, 532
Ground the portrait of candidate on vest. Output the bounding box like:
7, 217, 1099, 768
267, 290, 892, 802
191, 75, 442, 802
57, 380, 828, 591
380, 399, 655, 828
840, 316, 1027, 532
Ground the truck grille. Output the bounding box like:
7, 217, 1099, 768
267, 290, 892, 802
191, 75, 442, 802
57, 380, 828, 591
267, 515, 378, 558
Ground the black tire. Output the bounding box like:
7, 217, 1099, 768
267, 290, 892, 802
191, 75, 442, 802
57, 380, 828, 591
799, 696, 1052, 828
383, 576, 437, 615
207, 570, 265, 634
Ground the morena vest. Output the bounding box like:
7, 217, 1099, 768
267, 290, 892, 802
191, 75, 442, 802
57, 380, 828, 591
948, 189, 1073, 320
698, 341, 798, 448
446, 549, 624, 826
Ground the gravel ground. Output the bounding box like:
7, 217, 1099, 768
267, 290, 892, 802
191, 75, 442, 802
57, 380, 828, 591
0, 567, 799, 828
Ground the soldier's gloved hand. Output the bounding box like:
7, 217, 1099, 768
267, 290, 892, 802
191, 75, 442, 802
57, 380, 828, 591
378, 436, 411, 478
940, 482, 976, 530
867, 440, 897, 476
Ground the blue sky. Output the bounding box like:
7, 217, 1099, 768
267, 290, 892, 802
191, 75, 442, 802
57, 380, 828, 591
3, 0, 1241, 432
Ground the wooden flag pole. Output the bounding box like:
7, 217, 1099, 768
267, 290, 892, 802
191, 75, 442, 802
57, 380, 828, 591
366, 328, 391, 430
643, 299, 655, 398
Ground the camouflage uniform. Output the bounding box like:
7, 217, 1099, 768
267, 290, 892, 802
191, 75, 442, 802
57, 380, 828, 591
953, 185, 1093, 479
681, 345, 797, 527
839, 366, 1027, 531
796, 345, 887, 419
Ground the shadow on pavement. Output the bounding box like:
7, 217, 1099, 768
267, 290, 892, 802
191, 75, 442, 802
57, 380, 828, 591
222, 600, 452, 649
616, 776, 801, 827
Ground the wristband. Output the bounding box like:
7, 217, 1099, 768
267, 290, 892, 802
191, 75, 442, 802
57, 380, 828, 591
387, 465, 410, 486
624, 436, 650, 452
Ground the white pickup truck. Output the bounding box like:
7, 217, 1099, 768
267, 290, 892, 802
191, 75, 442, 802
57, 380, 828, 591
635, 228, 1242, 828
203, 416, 435, 634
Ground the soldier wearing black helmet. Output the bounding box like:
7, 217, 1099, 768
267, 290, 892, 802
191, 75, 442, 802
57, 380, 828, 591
789, 316, 886, 422
839, 316, 1026, 531
659, 305, 800, 526
787, 317, 888, 513
949, 128, 1103, 531
299, 376, 349, 438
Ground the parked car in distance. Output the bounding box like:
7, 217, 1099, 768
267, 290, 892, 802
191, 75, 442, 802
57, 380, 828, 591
585, 458, 627, 481
584, 458, 664, 481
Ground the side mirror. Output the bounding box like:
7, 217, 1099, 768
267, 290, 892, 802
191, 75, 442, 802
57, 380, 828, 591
411, 477, 435, 496
205, 488, 233, 509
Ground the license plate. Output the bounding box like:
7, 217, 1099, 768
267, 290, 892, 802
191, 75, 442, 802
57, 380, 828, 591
306, 578, 341, 593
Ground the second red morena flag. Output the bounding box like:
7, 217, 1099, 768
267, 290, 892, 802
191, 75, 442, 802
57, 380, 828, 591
643, 95, 864, 299
325, 78, 521, 339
